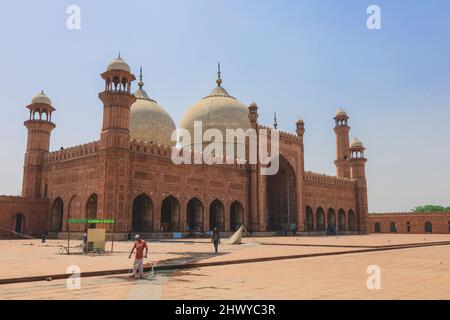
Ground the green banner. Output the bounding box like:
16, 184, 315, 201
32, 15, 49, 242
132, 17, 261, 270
67, 219, 116, 224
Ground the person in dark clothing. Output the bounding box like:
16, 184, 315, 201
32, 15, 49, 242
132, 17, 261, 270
291, 223, 297, 236
211, 227, 220, 254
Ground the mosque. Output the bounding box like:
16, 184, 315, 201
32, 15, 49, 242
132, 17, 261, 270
0, 55, 370, 238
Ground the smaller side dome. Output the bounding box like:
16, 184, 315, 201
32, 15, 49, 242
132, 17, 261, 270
32, 90, 52, 105
107, 53, 131, 72
350, 137, 364, 149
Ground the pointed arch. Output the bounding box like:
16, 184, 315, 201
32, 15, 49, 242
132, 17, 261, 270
266, 155, 297, 230
327, 208, 336, 232
187, 197, 203, 232
161, 195, 180, 232
51, 197, 64, 232
316, 207, 325, 231
230, 201, 244, 231
348, 209, 356, 231
305, 206, 314, 231
209, 199, 225, 231
338, 209, 346, 231
86, 193, 98, 229
132, 193, 153, 232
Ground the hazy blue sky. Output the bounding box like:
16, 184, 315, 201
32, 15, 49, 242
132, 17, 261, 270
0, 0, 449, 212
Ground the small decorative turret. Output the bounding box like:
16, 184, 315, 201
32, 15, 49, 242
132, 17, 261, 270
248, 101, 259, 126
296, 118, 305, 137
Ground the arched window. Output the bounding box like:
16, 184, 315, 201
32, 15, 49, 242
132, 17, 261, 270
209, 199, 225, 231
316, 208, 325, 231
327, 208, 336, 232
348, 210, 356, 231
14, 213, 25, 234
306, 206, 314, 231
187, 198, 203, 232
51, 198, 64, 232
230, 201, 244, 231
86, 194, 98, 229
424, 221, 432, 233
161, 196, 180, 232
132, 194, 153, 232
338, 209, 346, 231
389, 222, 397, 233
374, 222, 381, 233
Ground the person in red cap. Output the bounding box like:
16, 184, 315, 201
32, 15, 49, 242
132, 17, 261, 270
128, 235, 148, 279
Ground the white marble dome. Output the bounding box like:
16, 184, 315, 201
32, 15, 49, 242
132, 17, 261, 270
130, 80, 176, 146
107, 54, 131, 72
350, 137, 364, 148
31, 90, 52, 105
179, 73, 251, 151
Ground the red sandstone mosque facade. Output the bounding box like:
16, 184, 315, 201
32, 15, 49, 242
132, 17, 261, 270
1, 56, 372, 238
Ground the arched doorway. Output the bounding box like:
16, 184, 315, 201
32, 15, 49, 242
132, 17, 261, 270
374, 222, 381, 233
51, 198, 64, 232
327, 208, 336, 232
266, 156, 297, 230
187, 198, 203, 232
230, 201, 243, 231
338, 209, 346, 231
132, 194, 153, 232
67, 196, 80, 231
425, 221, 432, 233
86, 194, 98, 229
161, 196, 180, 232
14, 214, 25, 234
209, 199, 225, 231
316, 208, 325, 231
348, 210, 356, 231
389, 222, 397, 233
305, 206, 314, 231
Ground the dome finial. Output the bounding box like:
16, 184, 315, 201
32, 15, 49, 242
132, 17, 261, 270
138, 66, 144, 89
273, 112, 278, 129
216, 61, 222, 87
118, 51, 121, 59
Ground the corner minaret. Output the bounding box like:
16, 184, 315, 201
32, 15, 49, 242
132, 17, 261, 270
99, 54, 136, 149
333, 108, 351, 178
97, 55, 136, 232
22, 91, 56, 197
349, 138, 368, 233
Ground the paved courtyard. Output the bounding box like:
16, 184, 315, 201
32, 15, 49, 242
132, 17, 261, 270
1, 234, 450, 299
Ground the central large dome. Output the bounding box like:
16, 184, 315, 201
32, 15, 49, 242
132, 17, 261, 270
179, 68, 251, 152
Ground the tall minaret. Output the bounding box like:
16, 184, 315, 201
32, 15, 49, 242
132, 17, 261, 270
97, 54, 136, 232
349, 138, 368, 233
333, 108, 351, 178
22, 91, 56, 197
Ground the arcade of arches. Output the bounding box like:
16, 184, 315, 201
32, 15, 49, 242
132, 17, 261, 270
305, 206, 360, 232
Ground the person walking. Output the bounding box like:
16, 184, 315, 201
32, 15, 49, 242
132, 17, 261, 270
211, 227, 220, 254
128, 235, 148, 279
82, 230, 88, 253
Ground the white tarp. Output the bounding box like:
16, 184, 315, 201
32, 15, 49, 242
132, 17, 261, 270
224, 225, 251, 245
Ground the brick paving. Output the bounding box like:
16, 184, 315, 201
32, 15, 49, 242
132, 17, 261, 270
1, 234, 450, 299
